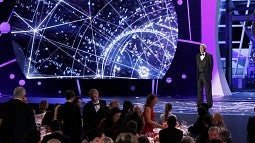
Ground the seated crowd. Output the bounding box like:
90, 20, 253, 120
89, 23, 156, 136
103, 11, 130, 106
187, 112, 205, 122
0, 86, 234, 143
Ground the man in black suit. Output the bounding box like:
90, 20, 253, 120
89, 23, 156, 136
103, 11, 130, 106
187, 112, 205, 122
58, 90, 82, 143
196, 44, 214, 108
0, 86, 36, 143
247, 108, 255, 143
83, 88, 108, 135
159, 116, 183, 143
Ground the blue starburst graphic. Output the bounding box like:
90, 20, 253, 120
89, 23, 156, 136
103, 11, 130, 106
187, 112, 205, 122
11, 0, 178, 79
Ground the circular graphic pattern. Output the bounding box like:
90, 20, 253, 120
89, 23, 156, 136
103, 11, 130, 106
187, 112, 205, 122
11, 0, 178, 79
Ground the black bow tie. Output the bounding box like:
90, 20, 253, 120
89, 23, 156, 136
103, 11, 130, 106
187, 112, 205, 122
93, 103, 100, 106
200, 53, 205, 56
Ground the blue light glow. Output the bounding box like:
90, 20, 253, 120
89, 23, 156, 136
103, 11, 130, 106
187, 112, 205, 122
11, 0, 178, 79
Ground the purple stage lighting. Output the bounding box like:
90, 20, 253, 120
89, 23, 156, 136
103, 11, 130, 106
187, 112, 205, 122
0, 22, 11, 34
130, 86, 136, 91
177, 0, 183, 5
182, 74, 187, 79
37, 81, 42, 86
166, 77, 172, 83
19, 79, 25, 86
9, 74, 15, 79
0, 0, 3, 3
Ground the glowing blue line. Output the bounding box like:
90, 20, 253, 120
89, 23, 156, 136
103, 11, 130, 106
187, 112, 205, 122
61, 0, 90, 17
37, 0, 62, 28
13, 12, 34, 30
0, 59, 17, 68
27, 31, 37, 77
177, 39, 202, 45
187, 0, 192, 41
38, 19, 86, 30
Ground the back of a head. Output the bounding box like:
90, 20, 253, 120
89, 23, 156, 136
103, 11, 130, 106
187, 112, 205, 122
138, 136, 150, 143
167, 116, 177, 127
47, 138, 61, 143
86, 129, 104, 142
65, 90, 75, 100
39, 100, 49, 110
115, 133, 138, 143
133, 105, 142, 114
103, 136, 114, 143
123, 100, 133, 111
219, 128, 232, 143
181, 136, 195, 143
13, 86, 26, 98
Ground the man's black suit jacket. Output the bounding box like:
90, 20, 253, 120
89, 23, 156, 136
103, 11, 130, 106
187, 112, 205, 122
196, 53, 213, 81
247, 116, 255, 143
0, 98, 36, 143
159, 127, 183, 143
83, 100, 108, 132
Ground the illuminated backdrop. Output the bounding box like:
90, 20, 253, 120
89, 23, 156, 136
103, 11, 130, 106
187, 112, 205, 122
11, 0, 178, 79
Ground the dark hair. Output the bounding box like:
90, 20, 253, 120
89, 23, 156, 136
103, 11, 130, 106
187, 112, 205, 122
86, 129, 104, 142
164, 103, 172, 122
73, 96, 81, 104
123, 120, 138, 135
138, 136, 150, 143
167, 116, 177, 127
65, 90, 75, 100
144, 94, 157, 108
123, 100, 133, 111
110, 107, 121, 118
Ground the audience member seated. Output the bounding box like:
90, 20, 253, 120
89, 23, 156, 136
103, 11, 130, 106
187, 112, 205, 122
159, 116, 183, 143
188, 103, 213, 143
41, 120, 71, 143
108, 100, 120, 110
119, 100, 133, 125
103, 136, 114, 143
212, 112, 226, 129
181, 136, 196, 143
85, 129, 105, 143
98, 107, 122, 141
115, 133, 138, 143
138, 135, 150, 143
219, 128, 232, 143
36, 100, 54, 127
121, 120, 139, 138
158, 103, 176, 125
121, 105, 143, 134
207, 126, 220, 142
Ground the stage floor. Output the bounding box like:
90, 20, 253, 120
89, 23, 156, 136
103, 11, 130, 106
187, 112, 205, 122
1, 91, 255, 115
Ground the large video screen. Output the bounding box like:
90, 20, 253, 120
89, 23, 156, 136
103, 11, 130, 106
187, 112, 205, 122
11, 0, 178, 79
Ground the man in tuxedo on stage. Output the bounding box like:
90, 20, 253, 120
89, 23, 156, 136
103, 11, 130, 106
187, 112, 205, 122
196, 44, 214, 108
83, 88, 109, 135
0, 86, 36, 143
